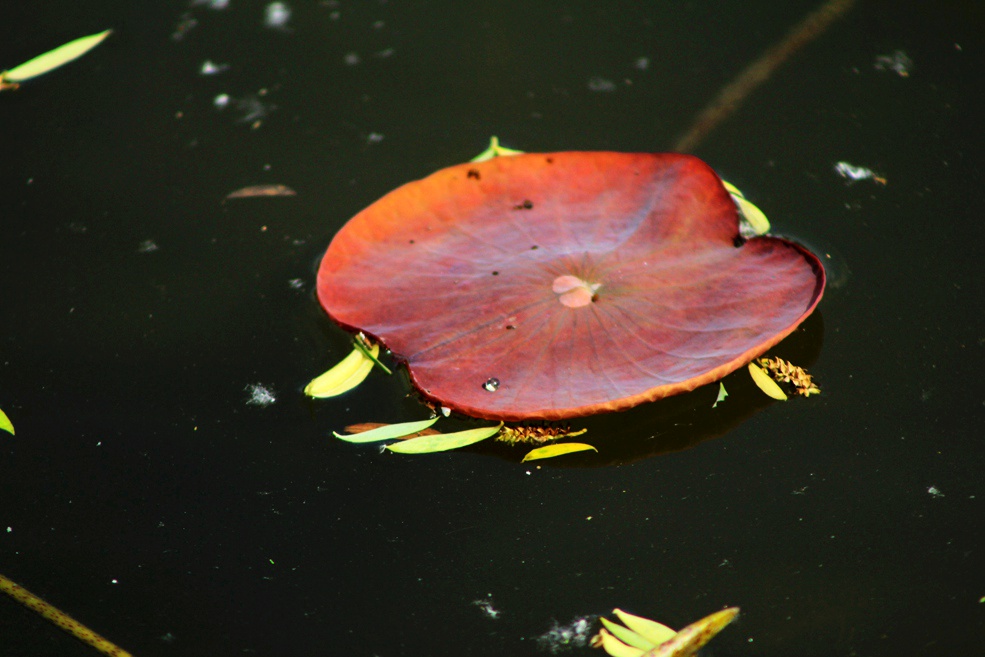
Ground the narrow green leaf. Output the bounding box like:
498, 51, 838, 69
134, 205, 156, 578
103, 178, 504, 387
304, 344, 378, 398
613, 609, 676, 646
596, 629, 646, 657
600, 618, 655, 651
353, 334, 392, 374
712, 382, 728, 408
333, 418, 439, 443
0, 408, 14, 436
521, 442, 597, 462
748, 362, 787, 401
5, 30, 112, 83
386, 423, 502, 454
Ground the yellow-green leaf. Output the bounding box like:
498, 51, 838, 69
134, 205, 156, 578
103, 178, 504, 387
646, 607, 738, 657
304, 344, 379, 398
712, 382, 728, 408
748, 362, 787, 401
386, 423, 502, 454
0, 408, 14, 436
521, 442, 597, 462
613, 609, 676, 646
5, 30, 112, 83
470, 136, 525, 162
333, 418, 439, 443
600, 618, 655, 651
733, 195, 771, 235
595, 628, 645, 657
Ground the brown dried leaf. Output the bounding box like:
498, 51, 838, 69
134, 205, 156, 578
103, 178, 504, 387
225, 184, 297, 199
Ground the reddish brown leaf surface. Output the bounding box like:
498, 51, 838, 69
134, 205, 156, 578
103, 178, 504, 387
317, 152, 824, 420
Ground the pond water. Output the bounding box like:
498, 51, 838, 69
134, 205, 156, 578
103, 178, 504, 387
2, 1, 983, 655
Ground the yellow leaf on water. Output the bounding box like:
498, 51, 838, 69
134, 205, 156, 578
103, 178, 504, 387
748, 362, 787, 401
304, 344, 378, 398
599, 618, 654, 651
521, 442, 597, 462
385, 423, 502, 454
594, 628, 645, 657
612, 609, 676, 646
4, 30, 112, 83
0, 408, 13, 435
646, 608, 739, 657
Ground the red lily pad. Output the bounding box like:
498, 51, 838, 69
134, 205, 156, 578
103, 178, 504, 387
317, 152, 824, 420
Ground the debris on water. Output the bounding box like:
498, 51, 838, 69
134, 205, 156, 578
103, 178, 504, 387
874, 50, 912, 77
472, 594, 501, 620
199, 60, 229, 76
834, 161, 887, 185
246, 383, 277, 407
633, 57, 650, 71
226, 184, 296, 199
927, 486, 945, 498
192, 0, 229, 9
288, 278, 305, 290
171, 13, 199, 41
587, 77, 617, 92
213, 93, 231, 109
366, 132, 384, 145
264, 2, 292, 30
343, 52, 361, 66
137, 239, 159, 253
537, 616, 596, 653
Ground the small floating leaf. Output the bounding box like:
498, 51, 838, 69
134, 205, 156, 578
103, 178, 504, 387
333, 418, 439, 443
521, 442, 597, 462
470, 136, 525, 162
304, 343, 379, 398
612, 609, 676, 646
0, 408, 13, 435
733, 195, 771, 235
647, 607, 739, 657
748, 362, 787, 400
712, 382, 728, 408
386, 423, 502, 454
4, 30, 112, 83
599, 618, 654, 651
594, 629, 645, 657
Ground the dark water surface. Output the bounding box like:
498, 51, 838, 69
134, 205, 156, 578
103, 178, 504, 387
3, 1, 984, 655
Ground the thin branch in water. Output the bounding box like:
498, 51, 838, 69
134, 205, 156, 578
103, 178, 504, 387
674, 0, 857, 153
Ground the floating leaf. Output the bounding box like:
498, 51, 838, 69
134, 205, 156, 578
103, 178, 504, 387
646, 607, 739, 657
385, 423, 502, 454
333, 418, 439, 443
722, 180, 770, 236
521, 442, 597, 462
748, 362, 788, 401
470, 136, 525, 162
594, 628, 645, 657
599, 618, 655, 651
225, 184, 296, 199
352, 333, 393, 374
304, 343, 378, 398
4, 30, 112, 83
612, 609, 677, 646
0, 408, 13, 436
712, 382, 728, 408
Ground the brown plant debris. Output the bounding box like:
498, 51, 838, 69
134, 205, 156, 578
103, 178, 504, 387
757, 357, 820, 397
497, 424, 588, 445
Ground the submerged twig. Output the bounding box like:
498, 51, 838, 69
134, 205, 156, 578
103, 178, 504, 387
0, 572, 133, 656
674, 0, 856, 152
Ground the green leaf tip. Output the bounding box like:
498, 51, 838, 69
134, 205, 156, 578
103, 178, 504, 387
470, 136, 525, 162
0, 408, 14, 436
3, 29, 112, 85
